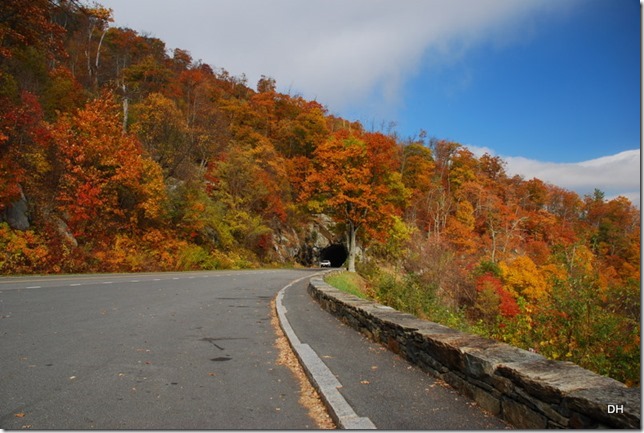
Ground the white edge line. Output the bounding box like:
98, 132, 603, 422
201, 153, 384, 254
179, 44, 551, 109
276, 273, 376, 430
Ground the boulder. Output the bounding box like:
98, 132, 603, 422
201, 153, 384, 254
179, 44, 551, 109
3, 188, 29, 230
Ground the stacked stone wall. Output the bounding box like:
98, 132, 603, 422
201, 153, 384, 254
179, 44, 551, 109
308, 276, 640, 429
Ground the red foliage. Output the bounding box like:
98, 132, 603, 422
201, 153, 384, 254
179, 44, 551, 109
476, 274, 519, 318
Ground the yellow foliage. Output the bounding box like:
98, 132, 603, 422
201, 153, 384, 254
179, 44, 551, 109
540, 263, 568, 284
446, 200, 477, 253
499, 255, 549, 301
455, 200, 475, 230
138, 157, 167, 221
0, 223, 50, 274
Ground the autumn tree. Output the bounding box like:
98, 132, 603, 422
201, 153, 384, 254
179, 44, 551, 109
122, 54, 172, 99
131, 92, 189, 177
275, 99, 329, 158
173, 66, 230, 170
400, 141, 434, 229
0, 0, 69, 60
473, 273, 519, 328
303, 130, 406, 272
498, 255, 548, 301
51, 92, 166, 241
445, 199, 477, 253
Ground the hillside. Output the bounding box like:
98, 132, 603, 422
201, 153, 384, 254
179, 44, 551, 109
0, 0, 639, 384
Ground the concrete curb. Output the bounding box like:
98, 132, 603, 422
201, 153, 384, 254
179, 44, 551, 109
275, 273, 376, 430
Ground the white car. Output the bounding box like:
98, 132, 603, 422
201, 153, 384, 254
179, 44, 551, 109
319, 260, 331, 267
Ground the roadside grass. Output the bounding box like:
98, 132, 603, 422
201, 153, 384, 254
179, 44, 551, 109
324, 272, 372, 300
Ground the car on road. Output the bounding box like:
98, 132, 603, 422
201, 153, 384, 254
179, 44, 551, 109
319, 260, 331, 267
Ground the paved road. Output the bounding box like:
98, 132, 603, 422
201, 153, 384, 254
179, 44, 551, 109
2, 269, 509, 430
0, 269, 321, 430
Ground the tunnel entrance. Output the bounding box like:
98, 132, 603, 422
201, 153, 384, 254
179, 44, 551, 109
320, 243, 348, 268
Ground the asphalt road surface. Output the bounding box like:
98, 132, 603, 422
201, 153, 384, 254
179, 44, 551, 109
0, 269, 321, 429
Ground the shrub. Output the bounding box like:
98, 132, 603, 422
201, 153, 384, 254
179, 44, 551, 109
0, 223, 49, 274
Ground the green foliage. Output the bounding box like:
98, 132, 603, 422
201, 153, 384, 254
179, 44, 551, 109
324, 272, 370, 299
176, 244, 213, 270
354, 263, 472, 332
524, 275, 640, 386
368, 216, 415, 265
474, 260, 502, 278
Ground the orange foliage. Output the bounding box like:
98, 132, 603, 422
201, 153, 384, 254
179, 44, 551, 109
51, 92, 164, 240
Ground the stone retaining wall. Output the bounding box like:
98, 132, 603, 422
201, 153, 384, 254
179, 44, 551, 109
308, 276, 640, 429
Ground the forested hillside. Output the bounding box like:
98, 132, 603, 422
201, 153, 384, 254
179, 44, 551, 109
1, 0, 639, 384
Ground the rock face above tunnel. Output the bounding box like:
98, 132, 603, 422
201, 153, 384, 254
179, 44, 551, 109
271, 214, 345, 266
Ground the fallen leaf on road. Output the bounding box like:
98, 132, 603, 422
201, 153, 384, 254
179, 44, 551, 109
15, 413, 25, 418
270, 299, 335, 429
360, 380, 370, 385
208, 372, 216, 376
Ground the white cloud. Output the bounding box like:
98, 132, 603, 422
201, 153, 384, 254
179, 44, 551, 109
101, 0, 574, 110
504, 149, 641, 206
464, 144, 497, 158
463, 145, 641, 206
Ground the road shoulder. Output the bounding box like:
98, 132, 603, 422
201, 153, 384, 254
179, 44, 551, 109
277, 275, 510, 430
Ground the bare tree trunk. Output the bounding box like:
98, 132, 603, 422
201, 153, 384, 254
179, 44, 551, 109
347, 221, 358, 272
488, 221, 498, 263
95, 28, 107, 70
121, 83, 128, 134
122, 97, 128, 133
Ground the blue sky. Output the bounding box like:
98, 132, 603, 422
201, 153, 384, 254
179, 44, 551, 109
387, 0, 639, 163
101, 0, 640, 204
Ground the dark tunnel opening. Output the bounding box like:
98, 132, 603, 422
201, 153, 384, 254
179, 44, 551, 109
320, 244, 348, 268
